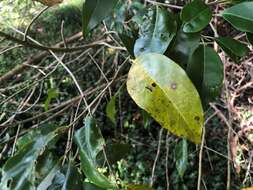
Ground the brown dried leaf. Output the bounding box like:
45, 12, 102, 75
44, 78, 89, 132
33, 0, 63, 6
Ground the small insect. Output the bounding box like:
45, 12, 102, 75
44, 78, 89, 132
33, 0, 63, 6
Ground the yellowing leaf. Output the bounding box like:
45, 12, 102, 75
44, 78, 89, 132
127, 53, 204, 144
33, 0, 63, 6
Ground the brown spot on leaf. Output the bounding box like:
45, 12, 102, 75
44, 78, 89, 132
145, 86, 152, 92
194, 116, 200, 121
151, 83, 156, 87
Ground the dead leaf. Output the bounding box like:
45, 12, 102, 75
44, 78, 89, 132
32, 0, 63, 6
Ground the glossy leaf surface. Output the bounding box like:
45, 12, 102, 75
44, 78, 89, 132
82, 0, 119, 35
127, 53, 204, 144
187, 46, 224, 106
74, 116, 115, 189
215, 37, 248, 63
222, 2, 253, 33
134, 7, 177, 56
0, 126, 63, 190
180, 0, 212, 33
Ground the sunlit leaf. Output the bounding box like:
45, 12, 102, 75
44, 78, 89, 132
74, 116, 115, 189
175, 139, 188, 178
222, 2, 253, 33
187, 46, 224, 106
127, 53, 204, 144
134, 7, 177, 56
106, 96, 117, 124
180, 0, 212, 33
82, 0, 119, 35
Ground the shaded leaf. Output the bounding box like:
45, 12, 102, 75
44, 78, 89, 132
106, 96, 117, 124
0, 126, 64, 190
215, 37, 248, 63
180, 0, 212, 33
247, 32, 253, 45
167, 27, 200, 68
74, 116, 115, 189
175, 139, 188, 178
134, 7, 177, 56
127, 53, 204, 144
82, 0, 119, 35
187, 45, 224, 106
222, 2, 253, 33
83, 182, 105, 190
119, 29, 138, 58
97, 143, 131, 166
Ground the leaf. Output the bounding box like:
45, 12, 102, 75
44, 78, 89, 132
180, 0, 212, 33
0, 126, 63, 190
222, 2, 253, 33
127, 184, 154, 190
83, 182, 105, 190
166, 27, 200, 68
134, 7, 177, 57
127, 53, 204, 144
187, 45, 224, 106
97, 143, 131, 166
215, 37, 248, 63
33, 0, 63, 6
74, 116, 115, 189
175, 139, 188, 178
119, 30, 138, 58
44, 88, 59, 111
247, 32, 253, 45
106, 96, 117, 124
82, 0, 119, 35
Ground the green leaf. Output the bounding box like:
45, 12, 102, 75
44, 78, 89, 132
134, 7, 177, 56
106, 96, 117, 124
0, 126, 63, 190
187, 46, 224, 106
83, 182, 105, 190
180, 0, 212, 33
97, 143, 131, 166
127, 184, 154, 190
74, 116, 115, 189
247, 32, 253, 45
175, 139, 188, 178
82, 0, 119, 35
44, 88, 59, 111
166, 27, 200, 68
119, 30, 138, 58
215, 37, 248, 63
127, 53, 204, 144
222, 2, 253, 33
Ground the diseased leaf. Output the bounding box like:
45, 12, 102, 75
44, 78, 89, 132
127, 184, 154, 190
187, 46, 224, 106
180, 0, 212, 33
175, 139, 188, 178
127, 53, 204, 144
167, 27, 200, 68
74, 116, 115, 189
106, 96, 117, 124
222, 2, 253, 33
0, 126, 64, 190
134, 7, 177, 56
247, 32, 253, 45
82, 0, 119, 35
215, 37, 248, 63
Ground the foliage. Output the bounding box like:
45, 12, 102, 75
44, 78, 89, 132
1, 0, 253, 189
